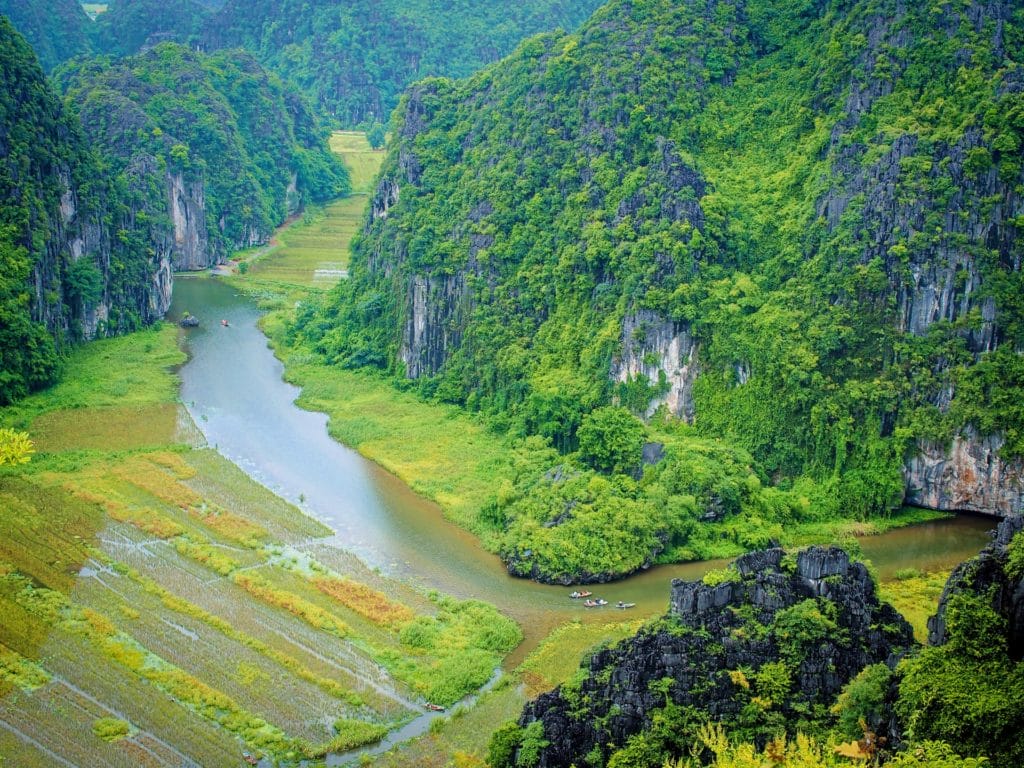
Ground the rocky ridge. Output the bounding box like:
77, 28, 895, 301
509, 546, 913, 768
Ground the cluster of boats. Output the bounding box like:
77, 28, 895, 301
569, 591, 636, 609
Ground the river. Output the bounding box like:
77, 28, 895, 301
169, 277, 996, 666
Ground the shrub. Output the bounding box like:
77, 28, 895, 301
92, 717, 130, 742
702, 566, 741, 587
831, 662, 892, 739
487, 722, 523, 768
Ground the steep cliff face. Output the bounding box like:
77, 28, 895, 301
503, 547, 912, 768
402, 272, 469, 378
57, 44, 348, 272
611, 310, 699, 421
167, 171, 210, 271
316, 0, 1024, 520
904, 429, 1024, 516
1, 18, 172, 404
818, 0, 1022, 358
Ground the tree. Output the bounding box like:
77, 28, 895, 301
576, 406, 645, 475
367, 122, 386, 149
0, 428, 35, 466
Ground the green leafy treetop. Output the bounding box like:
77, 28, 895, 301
0, 428, 34, 467
576, 406, 646, 475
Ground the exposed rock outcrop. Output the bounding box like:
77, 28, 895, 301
928, 514, 1024, 660
821, 1, 1021, 361
904, 429, 1024, 516
513, 547, 913, 768
401, 272, 469, 378
168, 171, 211, 271
611, 309, 699, 421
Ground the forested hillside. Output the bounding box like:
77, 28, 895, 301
202, 0, 607, 125
56, 44, 348, 269
91, 0, 210, 58
301, 0, 1024, 578
0, 18, 170, 404
0, 0, 92, 71
0, 27, 345, 405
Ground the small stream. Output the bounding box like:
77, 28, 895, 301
170, 276, 997, 760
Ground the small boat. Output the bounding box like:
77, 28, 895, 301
426, 703, 445, 712
569, 590, 593, 599
616, 602, 636, 610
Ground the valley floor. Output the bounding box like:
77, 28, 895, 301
0, 130, 986, 768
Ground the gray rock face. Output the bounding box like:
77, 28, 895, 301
401, 272, 469, 378
516, 547, 913, 768
928, 514, 1024, 660
904, 428, 1024, 516
611, 309, 700, 421
30, 165, 173, 343
168, 171, 212, 271
820, 0, 1021, 362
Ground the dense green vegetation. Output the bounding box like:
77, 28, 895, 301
0, 21, 346, 405
203, 0, 606, 125
490, 535, 1024, 768
298, 0, 1024, 579
91, 0, 210, 58
5, 0, 608, 128
57, 43, 348, 260
0, 17, 165, 403
0, 0, 92, 71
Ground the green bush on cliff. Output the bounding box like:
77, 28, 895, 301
897, 593, 1024, 768
577, 407, 646, 475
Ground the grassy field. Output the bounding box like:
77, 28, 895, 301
0, 324, 521, 765
330, 131, 385, 194
261, 313, 513, 541
879, 569, 951, 642
368, 618, 644, 767
237, 131, 385, 290
80, 3, 108, 19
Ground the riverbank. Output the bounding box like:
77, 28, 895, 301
0, 324, 522, 765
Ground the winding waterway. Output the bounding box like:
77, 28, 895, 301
169, 276, 996, 667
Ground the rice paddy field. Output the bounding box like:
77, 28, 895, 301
0, 326, 525, 766
329, 131, 385, 195
241, 131, 385, 289
80, 3, 107, 19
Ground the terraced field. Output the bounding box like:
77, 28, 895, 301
0, 326, 519, 765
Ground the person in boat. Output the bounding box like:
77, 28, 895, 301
221, 318, 229, 327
